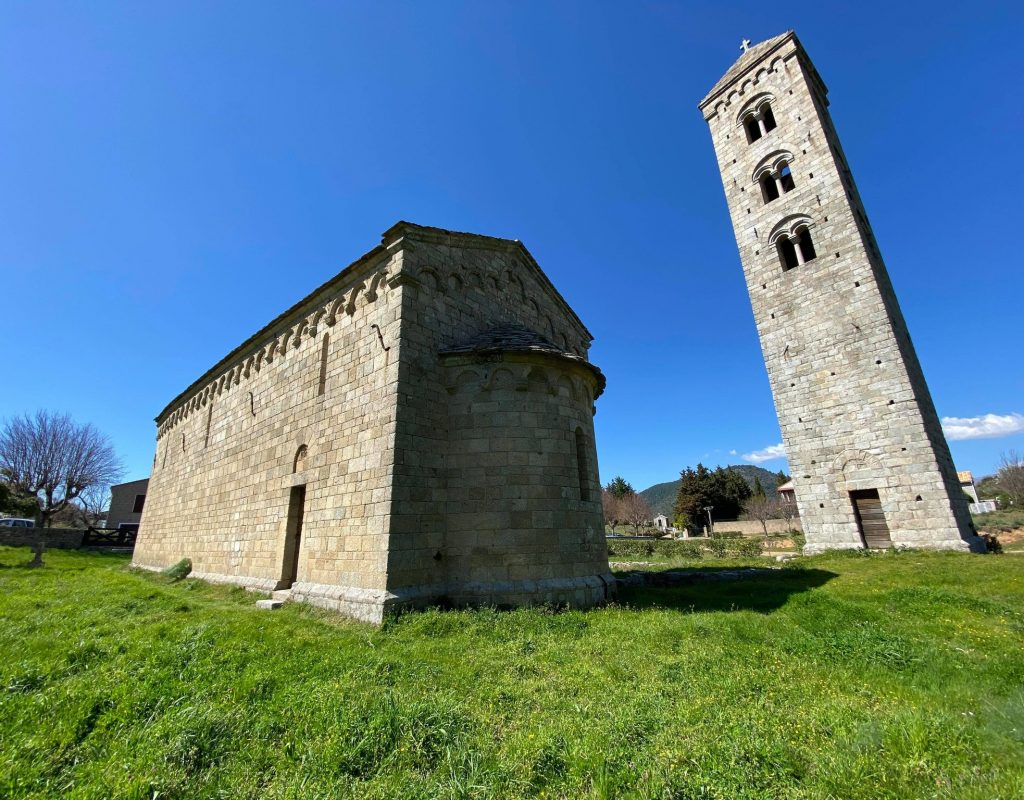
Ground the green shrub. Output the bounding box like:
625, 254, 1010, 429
162, 558, 193, 582
708, 539, 728, 558
711, 530, 743, 539
673, 541, 703, 560
790, 529, 806, 550
606, 538, 704, 561
729, 538, 763, 558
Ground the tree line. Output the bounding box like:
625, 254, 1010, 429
601, 464, 794, 537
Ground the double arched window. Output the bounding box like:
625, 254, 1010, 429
753, 151, 796, 204
738, 95, 777, 144
769, 215, 818, 272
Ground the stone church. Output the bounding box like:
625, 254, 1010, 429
699, 32, 984, 553
134, 222, 613, 622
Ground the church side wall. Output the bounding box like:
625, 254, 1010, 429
134, 256, 402, 595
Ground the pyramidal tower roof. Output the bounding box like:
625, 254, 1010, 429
699, 30, 795, 108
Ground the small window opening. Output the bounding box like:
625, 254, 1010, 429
204, 401, 214, 448
745, 116, 762, 143
760, 174, 780, 203
762, 105, 777, 132
795, 228, 817, 263
132, 495, 146, 514
318, 333, 330, 396
779, 163, 795, 192
778, 237, 800, 271
574, 427, 590, 502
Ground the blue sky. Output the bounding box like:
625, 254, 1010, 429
2, 1, 1022, 491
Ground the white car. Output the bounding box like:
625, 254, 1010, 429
0, 518, 35, 528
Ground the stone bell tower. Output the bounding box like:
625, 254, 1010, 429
698, 32, 983, 553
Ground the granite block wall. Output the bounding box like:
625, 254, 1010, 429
699, 32, 982, 553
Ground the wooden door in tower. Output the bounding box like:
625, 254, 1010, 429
850, 489, 892, 549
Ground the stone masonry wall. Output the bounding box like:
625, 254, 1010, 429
0, 528, 85, 549
442, 352, 609, 607
135, 247, 403, 600
382, 227, 610, 607
700, 33, 981, 552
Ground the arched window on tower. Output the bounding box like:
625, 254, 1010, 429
740, 98, 778, 144
777, 227, 817, 271
770, 216, 818, 273
757, 157, 796, 205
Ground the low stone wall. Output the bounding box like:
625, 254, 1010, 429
710, 519, 802, 537
0, 528, 87, 549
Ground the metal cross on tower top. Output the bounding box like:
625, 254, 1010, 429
740, 38, 751, 53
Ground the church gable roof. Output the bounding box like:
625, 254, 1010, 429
699, 31, 794, 109
382, 221, 592, 340
440, 322, 568, 357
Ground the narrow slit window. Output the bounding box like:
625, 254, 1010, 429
204, 401, 214, 447
318, 333, 330, 396
575, 427, 590, 502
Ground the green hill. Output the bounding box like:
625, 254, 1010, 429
639, 465, 785, 518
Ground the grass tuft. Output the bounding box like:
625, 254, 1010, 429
161, 557, 193, 582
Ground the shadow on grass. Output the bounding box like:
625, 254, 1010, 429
616, 567, 838, 614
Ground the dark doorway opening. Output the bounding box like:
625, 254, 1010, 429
281, 484, 306, 588
850, 488, 892, 549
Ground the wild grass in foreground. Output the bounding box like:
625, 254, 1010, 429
0, 546, 1022, 799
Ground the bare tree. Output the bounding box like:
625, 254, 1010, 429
78, 484, 112, 527
0, 411, 122, 528
997, 450, 1024, 506
619, 493, 652, 535
601, 489, 622, 533
741, 494, 784, 537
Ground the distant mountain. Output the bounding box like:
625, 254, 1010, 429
638, 465, 785, 518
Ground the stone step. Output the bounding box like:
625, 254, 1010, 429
255, 599, 284, 610
271, 589, 292, 601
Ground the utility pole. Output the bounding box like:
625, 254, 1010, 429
703, 505, 714, 538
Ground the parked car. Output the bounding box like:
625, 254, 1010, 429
0, 518, 35, 528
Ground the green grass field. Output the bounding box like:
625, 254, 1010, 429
1, 546, 1022, 799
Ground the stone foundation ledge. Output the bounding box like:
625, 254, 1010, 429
131, 561, 281, 592
288, 582, 394, 625
803, 536, 986, 555
293, 572, 616, 624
